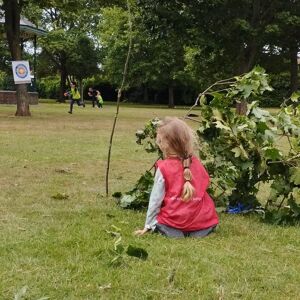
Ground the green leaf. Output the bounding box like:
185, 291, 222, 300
240, 161, 254, 170
145, 141, 157, 153
264, 148, 282, 161
252, 107, 271, 120
246, 101, 258, 114
292, 188, 300, 201
120, 194, 136, 208
136, 130, 146, 139
51, 193, 69, 200
231, 145, 248, 159
252, 65, 265, 73
264, 130, 276, 142
212, 109, 223, 121
238, 83, 253, 98
199, 94, 206, 105
236, 124, 248, 131
214, 121, 231, 132
112, 192, 122, 198
290, 168, 300, 185
126, 245, 148, 260
291, 92, 300, 103
256, 121, 269, 133
231, 147, 242, 158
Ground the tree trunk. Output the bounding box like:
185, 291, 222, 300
289, 44, 299, 94
16, 84, 31, 116
236, 100, 248, 115
58, 64, 67, 102
4, 0, 31, 116
246, 0, 260, 71
237, 44, 257, 74
237, 41, 258, 75
237, 0, 260, 74
245, 41, 257, 72
168, 85, 174, 108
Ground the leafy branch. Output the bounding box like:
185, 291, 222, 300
116, 66, 300, 225
106, 226, 148, 267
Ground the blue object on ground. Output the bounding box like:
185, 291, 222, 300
226, 203, 253, 214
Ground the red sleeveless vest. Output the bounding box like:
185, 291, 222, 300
156, 156, 219, 231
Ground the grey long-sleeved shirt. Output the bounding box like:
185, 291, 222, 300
144, 168, 165, 230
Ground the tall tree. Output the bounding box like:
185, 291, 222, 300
35, 0, 123, 102
67, 35, 100, 99
136, 1, 189, 107
99, 3, 187, 107
39, 28, 75, 102
267, 0, 300, 94
2, 0, 31, 116
137, 0, 299, 102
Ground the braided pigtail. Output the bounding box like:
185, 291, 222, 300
181, 156, 195, 201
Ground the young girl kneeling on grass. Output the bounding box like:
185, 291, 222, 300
134, 117, 219, 238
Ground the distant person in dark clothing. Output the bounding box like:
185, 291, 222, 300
88, 87, 98, 107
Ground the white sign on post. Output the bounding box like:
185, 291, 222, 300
12, 61, 32, 84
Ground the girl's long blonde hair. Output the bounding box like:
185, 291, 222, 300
156, 117, 196, 201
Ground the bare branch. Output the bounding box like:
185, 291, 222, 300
183, 116, 202, 124
183, 76, 236, 118
105, 0, 133, 196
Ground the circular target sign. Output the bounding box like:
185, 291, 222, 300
15, 63, 29, 79
12, 61, 32, 84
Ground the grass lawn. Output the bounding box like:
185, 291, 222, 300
0, 102, 299, 300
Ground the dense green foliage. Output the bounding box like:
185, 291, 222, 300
1, 0, 299, 104
137, 0, 300, 90
196, 71, 300, 224
36, 76, 60, 99
121, 68, 300, 225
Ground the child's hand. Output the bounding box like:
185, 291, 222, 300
134, 228, 149, 236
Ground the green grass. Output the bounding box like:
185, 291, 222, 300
0, 102, 299, 300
